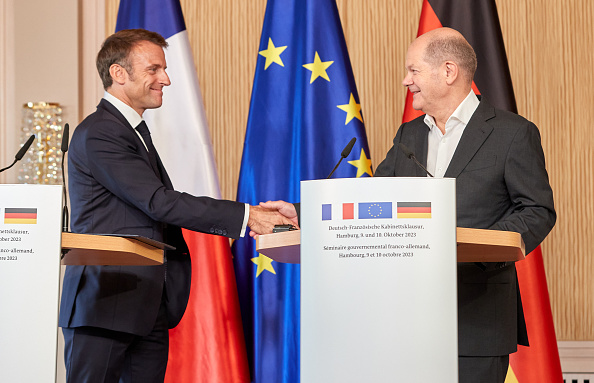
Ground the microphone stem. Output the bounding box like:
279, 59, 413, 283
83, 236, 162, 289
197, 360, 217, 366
411, 155, 434, 177
326, 157, 344, 179
61, 151, 69, 232
0, 159, 17, 173
62, 206, 69, 233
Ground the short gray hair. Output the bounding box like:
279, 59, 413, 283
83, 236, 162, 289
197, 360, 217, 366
424, 35, 477, 83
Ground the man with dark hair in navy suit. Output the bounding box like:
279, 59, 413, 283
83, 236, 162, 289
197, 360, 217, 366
59, 29, 297, 383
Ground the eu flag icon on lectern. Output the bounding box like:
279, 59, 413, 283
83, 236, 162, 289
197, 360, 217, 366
359, 202, 393, 219
232, 0, 372, 382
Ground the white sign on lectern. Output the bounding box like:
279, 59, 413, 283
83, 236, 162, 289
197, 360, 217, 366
301, 177, 457, 382
0, 184, 62, 383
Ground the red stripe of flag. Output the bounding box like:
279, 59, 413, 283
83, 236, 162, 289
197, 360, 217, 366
167, 231, 249, 382
343, 203, 354, 219
396, 207, 431, 214
4, 213, 37, 219
512, 246, 563, 381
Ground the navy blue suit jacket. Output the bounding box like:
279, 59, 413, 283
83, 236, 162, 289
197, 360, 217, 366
375, 98, 556, 356
59, 99, 245, 336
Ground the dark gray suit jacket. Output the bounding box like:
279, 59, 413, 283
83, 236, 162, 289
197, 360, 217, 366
59, 99, 245, 336
375, 98, 556, 356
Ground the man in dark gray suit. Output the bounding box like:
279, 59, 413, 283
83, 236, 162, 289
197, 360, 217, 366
59, 29, 297, 383
264, 27, 555, 383
374, 27, 555, 382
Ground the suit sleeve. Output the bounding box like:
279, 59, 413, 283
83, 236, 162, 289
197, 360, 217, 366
489, 121, 556, 253
84, 119, 245, 238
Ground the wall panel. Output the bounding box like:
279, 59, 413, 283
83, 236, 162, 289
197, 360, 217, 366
497, 0, 594, 341
105, 0, 593, 341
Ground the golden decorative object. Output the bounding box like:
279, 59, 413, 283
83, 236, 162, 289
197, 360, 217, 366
19, 102, 64, 184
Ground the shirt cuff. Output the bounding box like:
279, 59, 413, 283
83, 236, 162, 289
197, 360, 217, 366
239, 203, 249, 237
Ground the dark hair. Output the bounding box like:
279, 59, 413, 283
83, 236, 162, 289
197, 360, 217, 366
96, 29, 168, 89
424, 35, 477, 83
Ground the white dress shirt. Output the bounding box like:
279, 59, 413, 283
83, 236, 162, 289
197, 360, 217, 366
424, 90, 480, 178
103, 91, 147, 149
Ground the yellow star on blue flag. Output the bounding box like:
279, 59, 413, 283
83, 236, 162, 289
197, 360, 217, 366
337, 93, 363, 124
251, 253, 276, 277
259, 38, 287, 69
348, 148, 373, 177
303, 52, 334, 83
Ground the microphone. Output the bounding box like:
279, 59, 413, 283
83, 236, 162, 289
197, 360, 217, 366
0, 135, 36, 173
16, 135, 35, 161
398, 143, 434, 177
61, 123, 70, 153
327, 137, 356, 179
61, 123, 70, 232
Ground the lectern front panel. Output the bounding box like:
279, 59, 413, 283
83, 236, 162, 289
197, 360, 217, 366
301, 177, 458, 382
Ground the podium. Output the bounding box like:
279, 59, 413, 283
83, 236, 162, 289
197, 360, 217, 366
61, 232, 168, 266
0, 184, 166, 383
256, 178, 525, 382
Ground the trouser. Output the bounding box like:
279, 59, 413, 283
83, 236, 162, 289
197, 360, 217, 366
459, 355, 510, 383
62, 299, 169, 383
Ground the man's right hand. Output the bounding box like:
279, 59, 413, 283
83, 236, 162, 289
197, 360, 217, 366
258, 200, 298, 224
248, 202, 299, 237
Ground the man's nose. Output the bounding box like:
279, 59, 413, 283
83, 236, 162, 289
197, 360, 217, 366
161, 70, 171, 86
402, 72, 412, 87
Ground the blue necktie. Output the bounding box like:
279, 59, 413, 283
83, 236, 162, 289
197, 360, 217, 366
136, 121, 167, 279
135, 121, 161, 179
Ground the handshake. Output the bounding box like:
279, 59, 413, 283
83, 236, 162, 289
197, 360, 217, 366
247, 200, 299, 237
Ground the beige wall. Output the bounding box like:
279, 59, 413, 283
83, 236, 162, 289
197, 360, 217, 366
497, 0, 594, 342
13, 0, 79, 115
0, 0, 80, 184
105, 0, 594, 341
4, 1, 79, 380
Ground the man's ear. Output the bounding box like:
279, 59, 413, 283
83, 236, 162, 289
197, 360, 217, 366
109, 63, 127, 86
444, 61, 459, 85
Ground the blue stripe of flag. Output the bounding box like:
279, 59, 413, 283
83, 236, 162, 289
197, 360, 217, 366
115, 0, 186, 39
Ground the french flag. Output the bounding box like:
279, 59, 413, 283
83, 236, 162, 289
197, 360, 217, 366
116, 1, 250, 382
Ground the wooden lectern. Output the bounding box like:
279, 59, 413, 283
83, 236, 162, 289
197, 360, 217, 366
61, 232, 169, 266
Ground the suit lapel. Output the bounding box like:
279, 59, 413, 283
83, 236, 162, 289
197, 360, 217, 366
98, 99, 173, 188
444, 100, 495, 178
98, 99, 134, 131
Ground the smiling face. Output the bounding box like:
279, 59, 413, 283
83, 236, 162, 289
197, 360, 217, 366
116, 41, 171, 116
402, 39, 447, 117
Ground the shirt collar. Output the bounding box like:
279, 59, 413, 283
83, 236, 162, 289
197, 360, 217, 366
423, 90, 480, 131
103, 91, 144, 129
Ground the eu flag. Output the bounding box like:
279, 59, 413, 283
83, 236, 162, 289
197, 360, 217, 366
358, 202, 393, 219
232, 0, 372, 382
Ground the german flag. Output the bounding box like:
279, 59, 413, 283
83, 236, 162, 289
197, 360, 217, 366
408, 1, 562, 382
396, 202, 431, 219
4, 208, 37, 224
